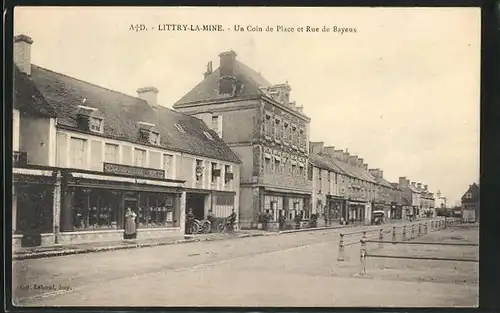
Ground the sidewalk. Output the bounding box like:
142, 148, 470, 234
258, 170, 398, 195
13, 218, 432, 260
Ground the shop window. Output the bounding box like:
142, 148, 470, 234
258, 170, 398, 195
137, 193, 175, 228
70, 137, 86, 169
134, 148, 146, 167
72, 189, 118, 231
104, 143, 119, 164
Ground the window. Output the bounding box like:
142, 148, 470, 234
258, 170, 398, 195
271, 118, 276, 138
104, 143, 119, 163
299, 129, 305, 148
149, 131, 160, 145
283, 122, 289, 143
211, 162, 218, 183
274, 159, 280, 174
291, 125, 297, 145
275, 119, 282, 139
89, 117, 103, 133
265, 158, 272, 173
163, 154, 173, 177
174, 123, 185, 133
196, 159, 203, 182
292, 164, 297, 177
212, 115, 221, 137
134, 148, 146, 167
318, 169, 323, 193
264, 114, 271, 136
70, 137, 86, 168
299, 165, 304, 178
307, 165, 313, 180
224, 165, 232, 184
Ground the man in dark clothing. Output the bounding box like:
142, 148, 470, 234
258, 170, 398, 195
206, 209, 216, 233
227, 209, 237, 231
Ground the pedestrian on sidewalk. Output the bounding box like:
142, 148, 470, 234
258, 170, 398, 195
124, 208, 137, 240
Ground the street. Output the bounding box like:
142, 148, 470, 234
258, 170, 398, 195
12, 223, 478, 307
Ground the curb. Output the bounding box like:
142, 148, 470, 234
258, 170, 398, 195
13, 232, 270, 261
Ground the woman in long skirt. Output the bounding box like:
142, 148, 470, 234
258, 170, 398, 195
124, 207, 137, 239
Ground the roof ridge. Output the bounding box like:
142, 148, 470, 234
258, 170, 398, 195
32, 64, 150, 105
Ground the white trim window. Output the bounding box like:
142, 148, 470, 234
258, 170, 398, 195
163, 154, 173, 178
134, 148, 146, 167
70, 137, 86, 169
89, 117, 103, 133
104, 143, 119, 164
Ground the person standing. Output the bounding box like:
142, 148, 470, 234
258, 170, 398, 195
124, 208, 137, 240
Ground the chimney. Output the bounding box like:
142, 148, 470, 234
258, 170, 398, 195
323, 146, 335, 156
417, 183, 422, 189
309, 142, 324, 154
136, 87, 159, 107
348, 155, 358, 166
411, 182, 416, 187
333, 149, 344, 161
379, 170, 384, 179
363, 164, 368, 170
369, 169, 381, 179
357, 158, 364, 168
218, 51, 237, 95
14, 34, 34, 75
399, 177, 409, 188
342, 151, 350, 162
203, 61, 213, 79
424, 184, 428, 191
296, 105, 304, 113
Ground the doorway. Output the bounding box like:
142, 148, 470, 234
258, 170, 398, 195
186, 193, 206, 220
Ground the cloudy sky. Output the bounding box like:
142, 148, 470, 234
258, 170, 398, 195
14, 7, 480, 205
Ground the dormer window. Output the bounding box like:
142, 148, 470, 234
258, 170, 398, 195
149, 131, 160, 145
175, 123, 185, 133
76, 105, 102, 133
89, 117, 103, 133
138, 121, 160, 145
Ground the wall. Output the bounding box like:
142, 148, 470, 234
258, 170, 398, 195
56, 129, 240, 194
13, 109, 20, 151
229, 145, 254, 183
20, 115, 55, 166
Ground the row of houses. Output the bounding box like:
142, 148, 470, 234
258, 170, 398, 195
11, 34, 437, 250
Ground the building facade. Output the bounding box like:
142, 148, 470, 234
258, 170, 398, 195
461, 183, 479, 222
12, 34, 241, 250
173, 51, 312, 228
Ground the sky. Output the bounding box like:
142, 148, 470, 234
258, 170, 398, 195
14, 7, 480, 205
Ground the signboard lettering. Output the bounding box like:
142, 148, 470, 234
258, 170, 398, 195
103, 163, 165, 179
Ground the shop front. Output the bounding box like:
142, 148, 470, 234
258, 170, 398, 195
12, 166, 58, 250
58, 165, 185, 245
262, 188, 311, 222
327, 196, 345, 222
347, 200, 367, 224
390, 203, 403, 219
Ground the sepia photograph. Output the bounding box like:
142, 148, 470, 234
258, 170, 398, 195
11, 6, 480, 308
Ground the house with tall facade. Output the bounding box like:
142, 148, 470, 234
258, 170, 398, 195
12, 34, 241, 250
397, 177, 435, 218
173, 51, 312, 229
461, 183, 479, 222
309, 142, 403, 224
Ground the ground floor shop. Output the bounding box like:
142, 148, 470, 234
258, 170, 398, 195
238, 185, 311, 229
346, 200, 369, 224
184, 189, 237, 232
390, 203, 403, 219
327, 197, 345, 221
12, 166, 186, 250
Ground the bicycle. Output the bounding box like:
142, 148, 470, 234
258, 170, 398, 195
216, 219, 235, 234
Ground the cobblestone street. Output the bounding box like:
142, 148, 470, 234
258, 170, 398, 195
12, 222, 478, 307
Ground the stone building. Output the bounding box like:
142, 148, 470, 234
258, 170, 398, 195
12, 34, 241, 250
173, 51, 312, 228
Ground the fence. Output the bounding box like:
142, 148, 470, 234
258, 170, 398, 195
358, 220, 479, 275
337, 217, 446, 262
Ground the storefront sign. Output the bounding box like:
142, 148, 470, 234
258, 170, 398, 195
103, 163, 165, 179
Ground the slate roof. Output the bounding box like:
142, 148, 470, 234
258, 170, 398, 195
29, 65, 241, 164
309, 152, 378, 184
174, 60, 272, 105
14, 66, 56, 117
